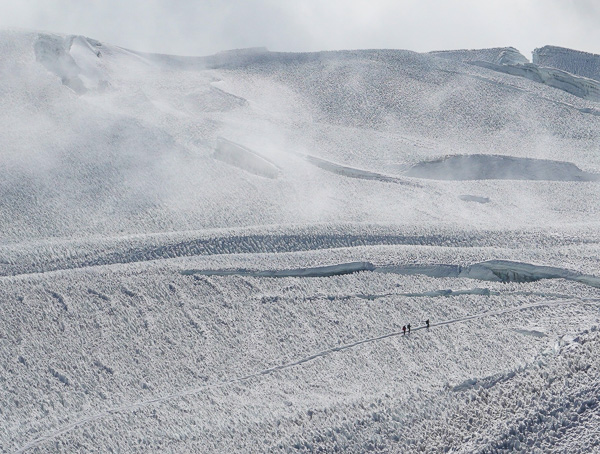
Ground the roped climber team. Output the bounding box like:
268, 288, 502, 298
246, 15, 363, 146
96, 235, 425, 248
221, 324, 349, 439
402, 319, 430, 335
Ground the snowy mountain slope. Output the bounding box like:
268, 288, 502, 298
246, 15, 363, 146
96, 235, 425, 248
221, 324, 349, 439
431, 45, 600, 102
534, 45, 600, 82
282, 326, 600, 452
2, 31, 600, 240
3, 245, 600, 453
430, 46, 529, 65
1, 30, 600, 453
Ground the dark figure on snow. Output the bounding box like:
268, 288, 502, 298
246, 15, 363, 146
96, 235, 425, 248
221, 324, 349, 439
407, 323, 411, 333
425, 319, 430, 329
402, 325, 406, 335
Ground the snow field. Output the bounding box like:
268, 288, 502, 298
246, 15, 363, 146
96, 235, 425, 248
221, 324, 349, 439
3, 243, 600, 452
1, 29, 600, 452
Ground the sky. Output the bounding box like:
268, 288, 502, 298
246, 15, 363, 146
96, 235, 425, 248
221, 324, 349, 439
0, 0, 599, 58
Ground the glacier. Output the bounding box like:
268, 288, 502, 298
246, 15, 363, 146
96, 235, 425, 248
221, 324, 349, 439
1, 30, 600, 453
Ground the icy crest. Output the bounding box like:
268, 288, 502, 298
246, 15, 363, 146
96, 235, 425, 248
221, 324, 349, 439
533, 45, 600, 81
433, 44, 600, 102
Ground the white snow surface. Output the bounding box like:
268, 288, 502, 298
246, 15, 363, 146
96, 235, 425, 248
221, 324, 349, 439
430, 46, 529, 65
432, 45, 600, 103
1, 30, 600, 453
533, 45, 600, 82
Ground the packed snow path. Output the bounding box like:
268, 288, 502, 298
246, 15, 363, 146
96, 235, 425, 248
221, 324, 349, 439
14, 296, 595, 453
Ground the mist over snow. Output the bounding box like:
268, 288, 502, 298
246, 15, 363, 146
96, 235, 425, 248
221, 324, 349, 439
1, 27, 600, 453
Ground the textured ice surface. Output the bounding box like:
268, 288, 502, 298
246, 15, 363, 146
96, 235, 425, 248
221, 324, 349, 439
433, 45, 600, 102
470, 60, 600, 102
533, 45, 600, 81
2, 30, 600, 453
430, 46, 529, 65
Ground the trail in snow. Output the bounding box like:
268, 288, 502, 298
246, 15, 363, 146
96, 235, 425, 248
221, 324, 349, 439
15, 297, 596, 453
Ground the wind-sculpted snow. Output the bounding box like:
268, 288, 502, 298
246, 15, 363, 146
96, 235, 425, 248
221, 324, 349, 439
186, 87, 247, 112
304, 155, 415, 185
2, 31, 600, 238
386, 259, 600, 288
12, 296, 587, 454
34, 34, 108, 93
433, 45, 600, 102
3, 242, 600, 452
404, 154, 600, 181
298, 328, 600, 453
183, 261, 375, 278
1, 227, 597, 277
467, 260, 600, 288
126, 46, 271, 71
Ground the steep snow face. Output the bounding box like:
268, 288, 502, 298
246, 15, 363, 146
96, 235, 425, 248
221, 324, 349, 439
533, 45, 600, 81
34, 34, 108, 93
